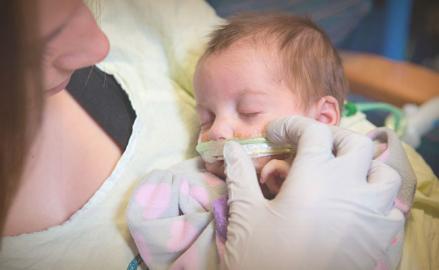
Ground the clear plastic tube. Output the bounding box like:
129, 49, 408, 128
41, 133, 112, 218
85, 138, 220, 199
196, 137, 294, 163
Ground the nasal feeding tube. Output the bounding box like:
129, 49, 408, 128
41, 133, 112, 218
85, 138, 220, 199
196, 137, 294, 163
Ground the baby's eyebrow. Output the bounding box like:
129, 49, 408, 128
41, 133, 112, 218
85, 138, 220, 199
240, 88, 267, 94
238, 89, 268, 98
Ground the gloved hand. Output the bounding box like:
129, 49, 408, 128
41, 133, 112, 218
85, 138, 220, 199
221, 116, 405, 270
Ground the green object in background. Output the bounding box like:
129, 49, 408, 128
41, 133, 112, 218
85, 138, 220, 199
343, 101, 405, 135
343, 101, 358, 117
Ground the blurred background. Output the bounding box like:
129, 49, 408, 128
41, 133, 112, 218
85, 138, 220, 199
207, 0, 438, 66
207, 0, 439, 174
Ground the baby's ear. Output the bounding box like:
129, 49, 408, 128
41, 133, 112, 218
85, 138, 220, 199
313, 96, 340, 125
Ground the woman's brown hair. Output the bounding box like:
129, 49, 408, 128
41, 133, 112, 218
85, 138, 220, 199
0, 1, 43, 234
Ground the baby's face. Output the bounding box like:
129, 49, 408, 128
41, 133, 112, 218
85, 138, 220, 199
194, 43, 310, 177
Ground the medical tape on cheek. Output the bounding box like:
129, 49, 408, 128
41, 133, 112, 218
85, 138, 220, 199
195, 137, 295, 163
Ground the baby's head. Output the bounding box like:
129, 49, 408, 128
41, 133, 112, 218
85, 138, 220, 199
194, 13, 348, 177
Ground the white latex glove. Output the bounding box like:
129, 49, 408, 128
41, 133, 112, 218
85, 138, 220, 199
222, 116, 404, 270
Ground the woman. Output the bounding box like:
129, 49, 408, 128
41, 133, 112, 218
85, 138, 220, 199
2, 0, 112, 236
0, 0, 406, 269
1, 1, 128, 268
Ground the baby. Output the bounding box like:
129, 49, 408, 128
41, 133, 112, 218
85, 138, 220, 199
194, 13, 346, 197
127, 13, 414, 270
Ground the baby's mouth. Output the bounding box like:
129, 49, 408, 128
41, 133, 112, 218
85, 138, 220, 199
204, 152, 292, 180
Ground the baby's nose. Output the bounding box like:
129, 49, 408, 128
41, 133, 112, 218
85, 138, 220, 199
208, 119, 234, 141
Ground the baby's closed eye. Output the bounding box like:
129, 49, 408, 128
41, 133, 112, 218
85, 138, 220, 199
239, 111, 262, 119
237, 103, 265, 120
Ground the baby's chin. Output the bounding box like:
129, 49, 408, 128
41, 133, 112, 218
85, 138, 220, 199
203, 154, 289, 179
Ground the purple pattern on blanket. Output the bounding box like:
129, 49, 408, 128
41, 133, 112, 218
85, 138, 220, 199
212, 196, 228, 242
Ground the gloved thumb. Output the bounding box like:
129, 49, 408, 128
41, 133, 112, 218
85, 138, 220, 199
366, 160, 402, 215
224, 141, 264, 206
222, 141, 263, 270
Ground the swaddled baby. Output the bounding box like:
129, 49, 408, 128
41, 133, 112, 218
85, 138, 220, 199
127, 13, 414, 270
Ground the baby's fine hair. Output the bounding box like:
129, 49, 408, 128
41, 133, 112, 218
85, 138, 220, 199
203, 13, 348, 110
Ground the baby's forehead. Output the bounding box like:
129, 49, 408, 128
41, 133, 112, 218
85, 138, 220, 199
203, 36, 280, 59
198, 39, 283, 79
213, 46, 297, 83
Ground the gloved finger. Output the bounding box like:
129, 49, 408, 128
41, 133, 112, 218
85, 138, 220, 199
331, 126, 374, 157
364, 160, 402, 215
368, 127, 417, 213
223, 141, 264, 205
330, 126, 374, 180
266, 116, 333, 159
222, 142, 263, 270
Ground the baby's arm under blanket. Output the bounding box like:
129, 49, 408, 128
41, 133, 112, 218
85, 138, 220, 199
127, 158, 226, 270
